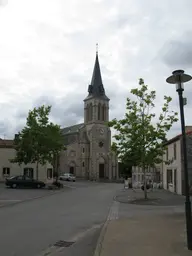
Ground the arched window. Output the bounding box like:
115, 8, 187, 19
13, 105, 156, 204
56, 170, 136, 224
102, 104, 105, 121
89, 103, 93, 121
86, 104, 89, 122
98, 103, 101, 120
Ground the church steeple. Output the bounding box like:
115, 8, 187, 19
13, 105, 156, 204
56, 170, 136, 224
85, 48, 109, 101
84, 47, 110, 124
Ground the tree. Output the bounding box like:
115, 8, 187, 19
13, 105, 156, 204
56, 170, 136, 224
108, 78, 178, 199
11, 105, 65, 180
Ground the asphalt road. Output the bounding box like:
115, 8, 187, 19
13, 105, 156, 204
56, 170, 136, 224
0, 181, 122, 256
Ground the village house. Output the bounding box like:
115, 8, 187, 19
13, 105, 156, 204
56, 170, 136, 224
132, 164, 162, 185
162, 126, 192, 195
0, 139, 53, 182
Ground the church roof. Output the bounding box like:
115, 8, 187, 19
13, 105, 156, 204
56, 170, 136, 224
61, 123, 84, 135
84, 52, 109, 101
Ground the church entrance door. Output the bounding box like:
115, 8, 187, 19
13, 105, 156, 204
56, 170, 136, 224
69, 166, 74, 174
99, 164, 105, 178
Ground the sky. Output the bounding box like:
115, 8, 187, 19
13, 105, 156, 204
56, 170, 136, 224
0, 0, 192, 139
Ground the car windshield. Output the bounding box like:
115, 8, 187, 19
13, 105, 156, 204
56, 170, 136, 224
9, 176, 16, 179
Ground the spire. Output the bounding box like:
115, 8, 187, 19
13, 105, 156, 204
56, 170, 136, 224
90, 49, 103, 91
86, 45, 109, 100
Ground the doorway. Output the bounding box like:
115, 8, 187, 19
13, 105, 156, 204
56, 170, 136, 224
99, 164, 105, 178
174, 169, 177, 193
69, 166, 74, 174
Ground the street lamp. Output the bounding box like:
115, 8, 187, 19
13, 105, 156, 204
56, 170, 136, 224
166, 70, 192, 250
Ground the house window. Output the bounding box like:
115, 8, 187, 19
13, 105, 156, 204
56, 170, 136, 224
82, 162, 84, 167
174, 143, 177, 160
82, 148, 85, 153
166, 148, 169, 160
2, 167, 10, 177
47, 168, 53, 179
167, 169, 173, 184
23, 168, 33, 178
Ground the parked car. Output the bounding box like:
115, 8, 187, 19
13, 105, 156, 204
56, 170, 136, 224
5, 175, 46, 189
59, 173, 76, 182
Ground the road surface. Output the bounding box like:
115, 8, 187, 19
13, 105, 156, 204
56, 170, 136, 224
0, 181, 121, 256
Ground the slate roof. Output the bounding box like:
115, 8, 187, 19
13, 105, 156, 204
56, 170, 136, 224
61, 123, 84, 135
84, 53, 109, 101
164, 130, 192, 145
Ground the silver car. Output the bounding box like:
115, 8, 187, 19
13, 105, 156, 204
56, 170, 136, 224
59, 173, 76, 182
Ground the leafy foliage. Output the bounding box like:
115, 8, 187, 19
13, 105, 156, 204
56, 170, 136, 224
108, 79, 178, 197
11, 105, 65, 179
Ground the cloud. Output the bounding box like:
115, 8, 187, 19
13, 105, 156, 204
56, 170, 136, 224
161, 31, 192, 68
0, 0, 8, 6
0, 0, 192, 140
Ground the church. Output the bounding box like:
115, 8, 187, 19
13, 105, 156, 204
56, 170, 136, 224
59, 52, 119, 180
0, 51, 118, 182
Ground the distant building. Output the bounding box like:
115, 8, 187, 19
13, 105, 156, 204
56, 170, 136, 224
0, 139, 52, 182
132, 164, 162, 185
0, 51, 119, 182
162, 127, 192, 195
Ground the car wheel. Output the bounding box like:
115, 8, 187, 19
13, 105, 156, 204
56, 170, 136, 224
37, 184, 41, 189
12, 183, 17, 189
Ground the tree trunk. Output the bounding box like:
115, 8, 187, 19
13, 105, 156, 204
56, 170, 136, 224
36, 161, 39, 180
143, 166, 147, 199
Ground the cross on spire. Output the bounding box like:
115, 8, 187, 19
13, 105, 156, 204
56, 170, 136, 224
96, 43, 98, 55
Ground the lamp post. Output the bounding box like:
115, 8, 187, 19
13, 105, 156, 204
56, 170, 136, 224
166, 70, 192, 250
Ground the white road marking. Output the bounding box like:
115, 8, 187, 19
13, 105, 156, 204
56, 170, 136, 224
0, 200, 21, 202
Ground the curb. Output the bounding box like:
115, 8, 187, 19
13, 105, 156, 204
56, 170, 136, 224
93, 220, 109, 256
93, 199, 116, 256
0, 186, 70, 209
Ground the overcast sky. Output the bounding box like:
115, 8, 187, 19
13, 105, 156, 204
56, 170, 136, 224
0, 0, 192, 139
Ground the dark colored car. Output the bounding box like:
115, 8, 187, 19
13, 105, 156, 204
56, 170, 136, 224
5, 175, 46, 189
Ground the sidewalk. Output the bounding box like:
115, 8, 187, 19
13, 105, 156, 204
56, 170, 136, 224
115, 188, 185, 206
99, 213, 191, 256
94, 189, 192, 256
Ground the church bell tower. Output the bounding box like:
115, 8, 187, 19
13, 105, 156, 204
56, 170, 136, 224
83, 47, 112, 181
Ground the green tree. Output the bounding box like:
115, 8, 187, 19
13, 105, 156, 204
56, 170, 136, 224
11, 105, 65, 180
108, 78, 178, 199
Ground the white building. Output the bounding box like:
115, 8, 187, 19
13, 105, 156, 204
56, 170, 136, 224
132, 164, 162, 185
162, 127, 192, 195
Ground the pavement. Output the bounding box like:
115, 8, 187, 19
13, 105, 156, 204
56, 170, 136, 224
94, 188, 192, 256
0, 181, 190, 256
0, 180, 121, 256
0, 182, 70, 207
